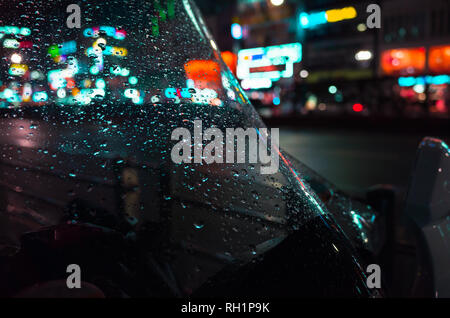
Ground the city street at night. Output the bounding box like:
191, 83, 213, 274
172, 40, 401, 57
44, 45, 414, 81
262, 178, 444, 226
279, 128, 444, 195
0, 0, 450, 309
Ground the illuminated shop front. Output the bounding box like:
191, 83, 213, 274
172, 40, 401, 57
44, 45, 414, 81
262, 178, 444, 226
382, 46, 450, 116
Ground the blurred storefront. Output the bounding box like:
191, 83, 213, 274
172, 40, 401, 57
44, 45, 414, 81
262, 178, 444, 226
228, 0, 379, 118
379, 0, 450, 118
222, 0, 450, 119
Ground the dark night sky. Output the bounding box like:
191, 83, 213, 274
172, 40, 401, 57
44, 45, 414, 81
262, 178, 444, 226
195, 0, 237, 15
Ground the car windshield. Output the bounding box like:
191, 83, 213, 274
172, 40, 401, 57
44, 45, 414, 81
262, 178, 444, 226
0, 0, 363, 296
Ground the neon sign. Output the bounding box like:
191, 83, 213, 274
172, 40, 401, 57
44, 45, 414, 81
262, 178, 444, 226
398, 75, 450, 87
237, 43, 302, 89
299, 6, 357, 29
241, 78, 272, 90
326, 7, 357, 23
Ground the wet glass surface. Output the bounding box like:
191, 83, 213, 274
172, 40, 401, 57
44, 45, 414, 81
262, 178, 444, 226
0, 0, 372, 297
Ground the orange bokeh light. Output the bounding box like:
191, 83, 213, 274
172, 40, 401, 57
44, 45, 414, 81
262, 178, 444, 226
429, 45, 450, 73
381, 47, 426, 76
221, 51, 237, 75
184, 60, 221, 89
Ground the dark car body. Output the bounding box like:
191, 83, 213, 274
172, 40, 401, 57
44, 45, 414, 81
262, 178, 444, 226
0, 0, 385, 297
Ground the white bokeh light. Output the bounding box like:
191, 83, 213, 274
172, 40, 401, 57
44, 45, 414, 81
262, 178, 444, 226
270, 0, 284, 6
11, 53, 22, 63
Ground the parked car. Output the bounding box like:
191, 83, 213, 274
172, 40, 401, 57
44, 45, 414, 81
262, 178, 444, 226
0, 0, 447, 298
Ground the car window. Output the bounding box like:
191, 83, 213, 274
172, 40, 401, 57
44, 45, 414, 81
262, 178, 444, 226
0, 0, 335, 295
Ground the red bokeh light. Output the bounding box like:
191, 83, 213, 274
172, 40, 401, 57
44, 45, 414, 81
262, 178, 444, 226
353, 103, 364, 112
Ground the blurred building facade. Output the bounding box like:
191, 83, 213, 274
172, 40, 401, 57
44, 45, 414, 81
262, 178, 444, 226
379, 0, 450, 117
202, 0, 450, 118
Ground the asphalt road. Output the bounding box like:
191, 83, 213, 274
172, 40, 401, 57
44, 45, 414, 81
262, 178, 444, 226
279, 128, 448, 196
